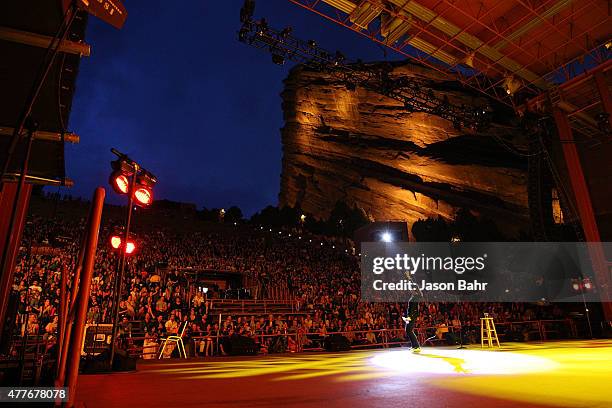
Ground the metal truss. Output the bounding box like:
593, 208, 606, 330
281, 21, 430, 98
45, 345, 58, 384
239, 14, 491, 131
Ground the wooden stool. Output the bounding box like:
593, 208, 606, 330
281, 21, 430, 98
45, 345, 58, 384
480, 313, 500, 348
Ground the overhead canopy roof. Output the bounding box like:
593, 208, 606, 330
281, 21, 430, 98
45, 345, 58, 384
288, 0, 612, 236
289, 0, 611, 105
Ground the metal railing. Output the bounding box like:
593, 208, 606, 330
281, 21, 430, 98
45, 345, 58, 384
122, 318, 579, 359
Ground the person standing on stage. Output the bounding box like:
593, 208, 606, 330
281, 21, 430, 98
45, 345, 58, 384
402, 292, 421, 353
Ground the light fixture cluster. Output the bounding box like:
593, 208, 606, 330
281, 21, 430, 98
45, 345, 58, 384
110, 233, 136, 254
571, 277, 594, 292
109, 152, 157, 207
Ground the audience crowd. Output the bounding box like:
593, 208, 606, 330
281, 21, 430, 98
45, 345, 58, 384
9, 197, 575, 358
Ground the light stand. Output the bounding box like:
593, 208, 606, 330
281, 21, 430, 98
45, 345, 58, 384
456, 302, 467, 349
108, 165, 138, 368
106, 148, 155, 370
579, 281, 594, 339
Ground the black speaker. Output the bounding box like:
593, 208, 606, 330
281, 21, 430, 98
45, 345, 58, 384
80, 349, 111, 373
0, 292, 19, 354
112, 347, 137, 371
80, 347, 136, 373
324, 334, 351, 352
228, 335, 257, 355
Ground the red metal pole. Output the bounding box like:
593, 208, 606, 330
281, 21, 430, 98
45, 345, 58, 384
0, 182, 32, 345
593, 71, 612, 322
56, 200, 90, 389
109, 167, 137, 367
64, 187, 105, 408
553, 108, 612, 321
56, 265, 68, 379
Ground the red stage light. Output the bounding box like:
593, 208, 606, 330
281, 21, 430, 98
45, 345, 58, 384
111, 235, 122, 249
133, 187, 153, 206
111, 236, 136, 254
109, 172, 130, 194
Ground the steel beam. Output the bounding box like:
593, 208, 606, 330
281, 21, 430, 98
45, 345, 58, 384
553, 108, 611, 321
594, 72, 612, 117
0, 26, 91, 57
0, 127, 80, 144
0, 182, 32, 345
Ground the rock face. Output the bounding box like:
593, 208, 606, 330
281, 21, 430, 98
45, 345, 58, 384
279, 62, 530, 236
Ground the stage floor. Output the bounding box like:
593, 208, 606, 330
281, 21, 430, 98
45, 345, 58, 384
76, 340, 612, 408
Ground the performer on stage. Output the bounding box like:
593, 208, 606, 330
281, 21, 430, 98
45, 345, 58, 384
402, 292, 421, 353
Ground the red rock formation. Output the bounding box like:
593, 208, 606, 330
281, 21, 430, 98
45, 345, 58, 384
279, 62, 529, 236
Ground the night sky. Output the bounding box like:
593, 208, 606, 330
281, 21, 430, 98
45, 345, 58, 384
66, 0, 402, 215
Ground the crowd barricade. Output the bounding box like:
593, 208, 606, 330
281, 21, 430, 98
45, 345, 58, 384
6, 334, 56, 383
6, 319, 581, 361
99, 319, 580, 359
208, 298, 299, 314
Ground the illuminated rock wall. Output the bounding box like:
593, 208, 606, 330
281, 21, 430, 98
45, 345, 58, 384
279, 62, 529, 236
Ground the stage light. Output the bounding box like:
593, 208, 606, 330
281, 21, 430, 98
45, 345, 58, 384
503, 75, 522, 95
111, 235, 122, 249
381, 232, 392, 242
109, 157, 136, 196
125, 241, 136, 254
133, 186, 153, 206
572, 281, 581, 291
110, 172, 130, 194
131, 171, 156, 207
239, 0, 255, 23
462, 52, 475, 68
280, 26, 292, 39
110, 235, 136, 254
272, 54, 285, 65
